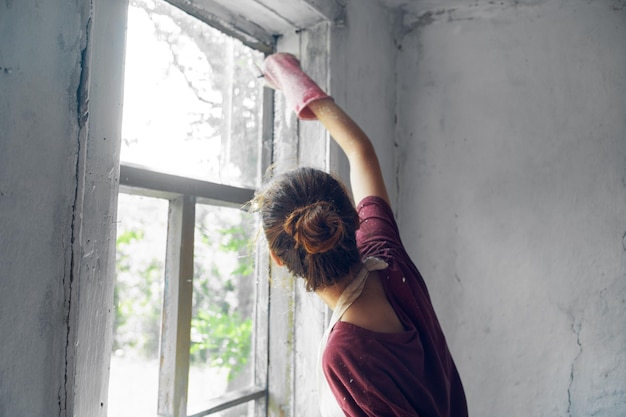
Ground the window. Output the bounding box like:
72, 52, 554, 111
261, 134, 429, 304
109, 1, 272, 416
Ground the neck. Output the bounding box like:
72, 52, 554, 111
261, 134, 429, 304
315, 283, 347, 310
314, 263, 361, 310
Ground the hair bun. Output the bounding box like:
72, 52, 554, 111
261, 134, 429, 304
283, 201, 345, 254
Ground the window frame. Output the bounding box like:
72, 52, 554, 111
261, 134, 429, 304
116, 5, 275, 412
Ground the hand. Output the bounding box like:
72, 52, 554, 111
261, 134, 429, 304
262, 53, 331, 120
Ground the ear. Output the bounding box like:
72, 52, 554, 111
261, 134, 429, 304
270, 250, 285, 266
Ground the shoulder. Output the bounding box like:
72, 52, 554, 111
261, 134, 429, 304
356, 197, 416, 275
357, 195, 395, 222
356, 196, 401, 248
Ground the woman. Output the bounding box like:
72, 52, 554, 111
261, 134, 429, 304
256, 53, 468, 417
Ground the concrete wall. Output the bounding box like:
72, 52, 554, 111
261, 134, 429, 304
0, 0, 127, 415
394, 1, 626, 415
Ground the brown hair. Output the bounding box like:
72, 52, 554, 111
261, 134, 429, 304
254, 167, 361, 291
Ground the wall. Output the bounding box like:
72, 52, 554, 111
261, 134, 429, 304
0, 0, 81, 412
395, 1, 626, 415
0, 0, 127, 415
5, 0, 623, 415
329, 0, 399, 207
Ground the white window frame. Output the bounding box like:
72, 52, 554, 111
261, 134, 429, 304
116, 2, 275, 413
118, 163, 271, 417
77, 0, 342, 416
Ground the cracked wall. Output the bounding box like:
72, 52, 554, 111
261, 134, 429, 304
394, 0, 626, 415
0, 0, 126, 415
0, 0, 90, 414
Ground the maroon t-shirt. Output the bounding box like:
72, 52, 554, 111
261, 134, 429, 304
322, 196, 468, 417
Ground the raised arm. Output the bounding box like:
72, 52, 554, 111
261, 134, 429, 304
262, 53, 389, 206
307, 98, 389, 205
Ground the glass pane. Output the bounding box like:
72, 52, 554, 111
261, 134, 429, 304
108, 194, 169, 417
188, 204, 257, 415
121, 0, 265, 188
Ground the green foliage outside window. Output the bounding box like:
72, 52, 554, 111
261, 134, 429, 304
114, 211, 254, 381
190, 308, 252, 381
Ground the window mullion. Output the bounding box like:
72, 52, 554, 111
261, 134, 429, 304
158, 194, 196, 417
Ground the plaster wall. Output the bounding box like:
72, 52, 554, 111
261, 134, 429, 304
0, 0, 83, 413
394, 1, 626, 415
0, 0, 126, 415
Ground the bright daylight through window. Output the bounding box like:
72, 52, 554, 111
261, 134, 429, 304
109, 0, 270, 416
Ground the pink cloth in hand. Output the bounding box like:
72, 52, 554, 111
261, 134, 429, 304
262, 53, 331, 120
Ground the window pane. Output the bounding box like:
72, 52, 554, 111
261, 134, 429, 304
188, 204, 257, 415
121, 0, 265, 188
109, 194, 169, 417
